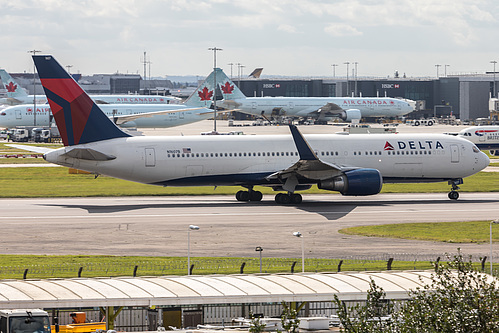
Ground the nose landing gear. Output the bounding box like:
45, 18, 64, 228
448, 178, 463, 200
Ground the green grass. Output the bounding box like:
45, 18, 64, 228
340, 221, 499, 243
0, 254, 443, 279
0, 167, 497, 197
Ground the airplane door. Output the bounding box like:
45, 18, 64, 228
145, 148, 156, 167
15, 110, 22, 119
179, 112, 184, 119
450, 144, 459, 163
252, 102, 257, 109
289, 102, 294, 109
479, 134, 486, 142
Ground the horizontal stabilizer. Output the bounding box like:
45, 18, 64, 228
6, 144, 54, 154
63, 148, 116, 161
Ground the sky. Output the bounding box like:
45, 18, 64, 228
1, 0, 499, 79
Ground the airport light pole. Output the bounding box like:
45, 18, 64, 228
435, 64, 441, 78
228, 63, 234, 79
188, 225, 200, 275
490, 220, 499, 275
491, 61, 497, 98
444, 64, 450, 77
208, 47, 222, 132
28, 49, 41, 126
344, 62, 350, 96
353, 62, 358, 97
331, 64, 338, 78
255, 246, 263, 273
293, 231, 304, 272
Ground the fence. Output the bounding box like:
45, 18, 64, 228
0, 251, 489, 280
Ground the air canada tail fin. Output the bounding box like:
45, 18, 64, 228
32, 55, 130, 147
183, 69, 218, 107
215, 68, 247, 101
0, 69, 29, 98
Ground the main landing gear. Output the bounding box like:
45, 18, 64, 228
275, 192, 302, 204
448, 178, 463, 200
235, 188, 303, 204
235, 189, 263, 202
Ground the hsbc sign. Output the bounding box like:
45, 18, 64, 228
381, 84, 400, 89
262, 83, 281, 89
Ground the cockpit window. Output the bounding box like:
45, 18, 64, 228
472, 145, 480, 153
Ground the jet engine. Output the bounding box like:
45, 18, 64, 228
340, 109, 362, 122
318, 168, 382, 196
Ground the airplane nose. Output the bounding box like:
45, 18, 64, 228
479, 152, 490, 170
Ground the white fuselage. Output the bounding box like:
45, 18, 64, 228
90, 95, 179, 104
0, 104, 210, 128
223, 97, 414, 118
45, 133, 488, 188
459, 126, 499, 149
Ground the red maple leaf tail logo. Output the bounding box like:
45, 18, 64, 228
198, 87, 213, 101
221, 81, 234, 94
384, 141, 394, 150
6, 82, 17, 93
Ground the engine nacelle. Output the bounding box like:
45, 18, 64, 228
340, 109, 362, 122
490, 150, 499, 156
318, 168, 383, 196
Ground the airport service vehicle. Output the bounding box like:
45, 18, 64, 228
23, 55, 488, 204
458, 126, 499, 153
211, 68, 415, 122
0, 309, 52, 333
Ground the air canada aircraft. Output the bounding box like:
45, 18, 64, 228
19, 55, 489, 204
213, 68, 415, 122
0, 69, 48, 105
0, 70, 221, 128
0, 69, 179, 105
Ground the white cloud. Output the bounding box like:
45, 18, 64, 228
324, 23, 362, 37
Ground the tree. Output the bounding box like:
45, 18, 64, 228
279, 302, 300, 333
334, 252, 499, 333
248, 311, 266, 333
395, 252, 499, 332
333, 278, 394, 332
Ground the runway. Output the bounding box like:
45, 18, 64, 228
1, 192, 498, 259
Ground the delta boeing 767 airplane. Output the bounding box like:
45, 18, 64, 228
17, 55, 488, 204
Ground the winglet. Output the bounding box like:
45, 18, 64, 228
32, 55, 130, 146
289, 125, 318, 160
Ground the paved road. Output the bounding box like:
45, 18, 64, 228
1, 193, 498, 259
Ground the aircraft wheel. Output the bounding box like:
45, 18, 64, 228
275, 193, 291, 204
236, 190, 250, 201
414, 120, 420, 126
250, 190, 263, 201
291, 193, 303, 204
448, 191, 459, 200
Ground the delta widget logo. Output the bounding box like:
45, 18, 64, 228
384, 142, 394, 150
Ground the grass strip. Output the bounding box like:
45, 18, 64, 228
339, 220, 499, 243
0, 254, 454, 279
0, 168, 498, 197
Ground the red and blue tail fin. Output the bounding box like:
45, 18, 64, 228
32, 55, 130, 146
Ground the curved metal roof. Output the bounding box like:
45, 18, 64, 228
0, 271, 460, 309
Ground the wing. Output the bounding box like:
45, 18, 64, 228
266, 125, 382, 196
113, 107, 206, 125
308, 102, 344, 116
